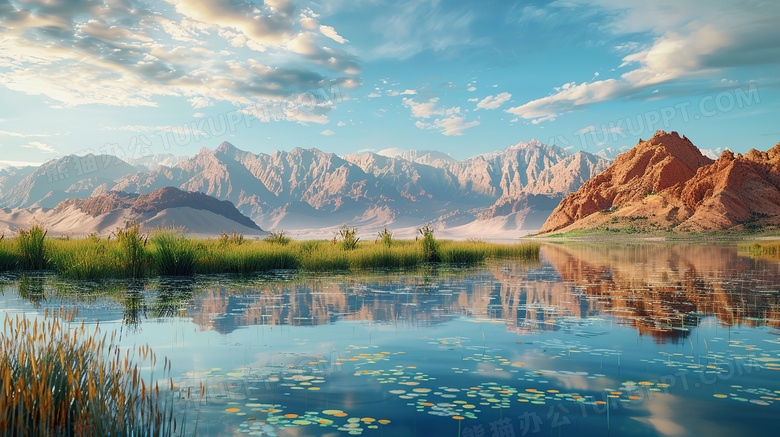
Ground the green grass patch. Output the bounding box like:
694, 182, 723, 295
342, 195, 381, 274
0, 224, 541, 277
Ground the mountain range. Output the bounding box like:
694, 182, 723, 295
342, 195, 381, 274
0, 140, 610, 237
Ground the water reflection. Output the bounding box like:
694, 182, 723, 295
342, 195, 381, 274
3, 244, 780, 437
4, 244, 780, 341
542, 244, 780, 342
167, 244, 780, 343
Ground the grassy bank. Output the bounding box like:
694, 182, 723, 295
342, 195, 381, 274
0, 225, 540, 280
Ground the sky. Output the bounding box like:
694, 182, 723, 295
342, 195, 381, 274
0, 0, 779, 166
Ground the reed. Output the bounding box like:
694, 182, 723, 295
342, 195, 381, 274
16, 222, 48, 270
48, 238, 124, 280
264, 230, 291, 245
117, 225, 150, 278
418, 224, 439, 262
150, 228, 196, 276
0, 311, 181, 436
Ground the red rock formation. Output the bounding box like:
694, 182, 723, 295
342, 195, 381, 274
540, 131, 780, 233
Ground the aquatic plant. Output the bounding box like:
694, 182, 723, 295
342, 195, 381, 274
116, 224, 149, 278
150, 228, 196, 276
418, 224, 439, 262
16, 222, 48, 270
377, 226, 393, 247
264, 230, 291, 245
219, 229, 245, 246
336, 225, 360, 251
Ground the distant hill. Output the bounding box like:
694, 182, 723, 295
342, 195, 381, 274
539, 131, 780, 234
0, 187, 263, 237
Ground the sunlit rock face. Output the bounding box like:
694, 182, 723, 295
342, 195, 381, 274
540, 131, 780, 234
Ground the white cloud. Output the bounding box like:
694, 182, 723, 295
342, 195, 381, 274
0, 130, 51, 138
357, 148, 376, 154
319, 129, 335, 135
337, 121, 346, 126
320, 25, 348, 43
476, 92, 512, 110
386, 89, 417, 96
367, 92, 381, 98
415, 116, 480, 136
506, 0, 780, 120
299, 17, 319, 30
188, 97, 214, 109
21, 142, 56, 153
404, 98, 479, 136
403, 98, 460, 118
0, 0, 359, 119
173, 0, 295, 46
377, 147, 407, 157
193, 112, 205, 118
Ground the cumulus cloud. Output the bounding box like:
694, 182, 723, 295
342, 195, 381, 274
319, 129, 335, 135
0, 0, 360, 125
172, 0, 295, 46
506, 0, 780, 120
320, 25, 348, 43
476, 92, 511, 110
403, 98, 479, 136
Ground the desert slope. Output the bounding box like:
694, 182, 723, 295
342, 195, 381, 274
539, 131, 780, 234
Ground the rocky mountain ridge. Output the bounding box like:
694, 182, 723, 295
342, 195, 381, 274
540, 131, 780, 233
0, 140, 610, 234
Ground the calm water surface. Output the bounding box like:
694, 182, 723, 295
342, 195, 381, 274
2, 243, 780, 436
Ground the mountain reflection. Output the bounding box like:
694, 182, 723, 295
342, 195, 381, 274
182, 244, 780, 342
5, 244, 778, 343
541, 243, 780, 342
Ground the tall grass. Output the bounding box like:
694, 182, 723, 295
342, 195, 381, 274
150, 228, 196, 276
418, 224, 439, 262
377, 227, 393, 247
336, 225, 359, 251
0, 235, 17, 270
264, 230, 291, 245
48, 238, 124, 280
117, 225, 149, 278
0, 223, 541, 277
17, 223, 48, 270
0, 311, 184, 436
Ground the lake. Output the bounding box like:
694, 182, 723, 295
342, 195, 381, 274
2, 243, 779, 436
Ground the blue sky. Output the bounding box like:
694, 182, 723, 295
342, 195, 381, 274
0, 0, 779, 165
